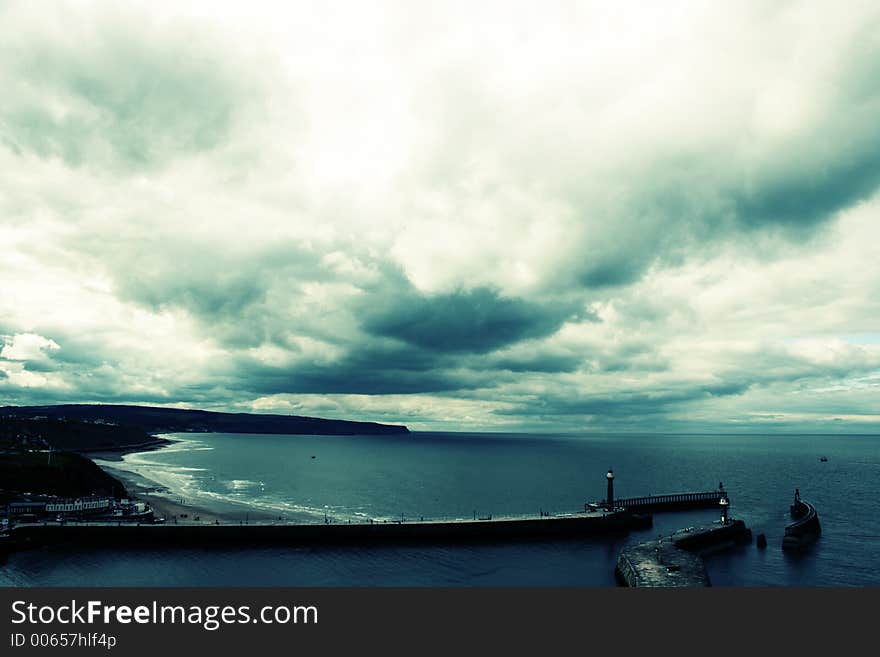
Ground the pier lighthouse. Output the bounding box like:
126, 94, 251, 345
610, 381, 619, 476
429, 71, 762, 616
606, 468, 614, 510
719, 496, 729, 525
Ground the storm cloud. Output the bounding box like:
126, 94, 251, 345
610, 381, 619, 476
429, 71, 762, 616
362, 287, 577, 353
2, 0, 880, 432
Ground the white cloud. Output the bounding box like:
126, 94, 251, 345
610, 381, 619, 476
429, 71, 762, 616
1, 333, 60, 361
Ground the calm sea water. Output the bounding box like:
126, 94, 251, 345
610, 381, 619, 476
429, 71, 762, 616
2, 431, 878, 586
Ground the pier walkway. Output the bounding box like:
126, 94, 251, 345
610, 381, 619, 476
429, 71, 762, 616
5, 508, 654, 549
615, 519, 752, 587
594, 490, 728, 513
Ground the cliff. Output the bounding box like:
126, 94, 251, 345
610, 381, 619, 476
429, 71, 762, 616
1, 404, 410, 436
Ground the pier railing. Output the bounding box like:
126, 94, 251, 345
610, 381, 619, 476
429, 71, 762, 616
610, 490, 728, 513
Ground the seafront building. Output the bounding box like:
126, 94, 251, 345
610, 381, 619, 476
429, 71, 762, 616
1, 497, 153, 523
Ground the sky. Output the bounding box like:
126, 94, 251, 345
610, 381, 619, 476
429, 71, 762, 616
2, 0, 880, 432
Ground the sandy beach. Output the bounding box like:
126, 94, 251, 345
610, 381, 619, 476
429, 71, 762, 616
98, 461, 280, 526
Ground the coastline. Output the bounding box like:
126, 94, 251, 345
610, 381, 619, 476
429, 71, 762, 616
93, 435, 279, 525
82, 435, 175, 462
108, 465, 279, 524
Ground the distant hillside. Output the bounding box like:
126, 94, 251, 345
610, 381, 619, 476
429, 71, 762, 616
0, 416, 164, 452
0, 404, 410, 436
0, 449, 127, 502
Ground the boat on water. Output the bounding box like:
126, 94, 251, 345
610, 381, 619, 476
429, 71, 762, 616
820, 456, 828, 462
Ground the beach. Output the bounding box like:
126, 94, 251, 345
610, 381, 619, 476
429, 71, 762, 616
96, 457, 279, 526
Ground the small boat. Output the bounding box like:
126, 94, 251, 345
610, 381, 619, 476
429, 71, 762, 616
820, 456, 828, 462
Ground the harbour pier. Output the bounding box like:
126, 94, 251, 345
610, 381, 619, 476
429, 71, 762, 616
3, 469, 738, 552
782, 489, 821, 551
7, 510, 652, 548
593, 470, 729, 513
615, 518, 753, 587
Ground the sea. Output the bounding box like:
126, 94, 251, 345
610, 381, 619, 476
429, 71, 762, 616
2, 431, 878, 587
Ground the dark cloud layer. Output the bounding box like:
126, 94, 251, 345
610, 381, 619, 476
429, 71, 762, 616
491, 352, 583, 374
232, 344, 507, 395
102, 241, 333, 348
363, 287, 577, 354
496, 382, 753, 419
732, 132, 880, 230
494, 343, 880, 426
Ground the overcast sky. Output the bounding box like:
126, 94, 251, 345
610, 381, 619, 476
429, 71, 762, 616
2, 0, 880, 432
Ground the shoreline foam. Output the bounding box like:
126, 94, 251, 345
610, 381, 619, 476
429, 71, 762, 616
93, 435, 280, 525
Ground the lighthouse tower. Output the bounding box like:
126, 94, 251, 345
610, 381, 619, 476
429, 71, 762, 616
719, 496, 729, 524
606, 468, 615, 510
